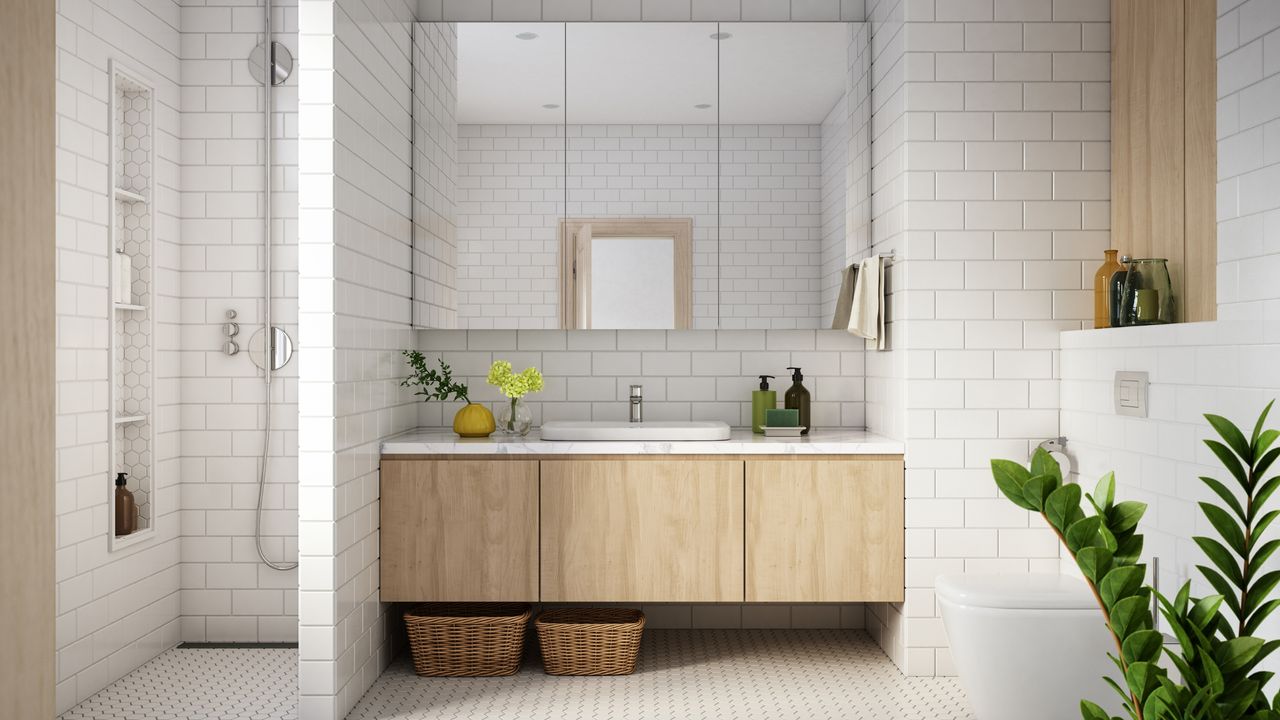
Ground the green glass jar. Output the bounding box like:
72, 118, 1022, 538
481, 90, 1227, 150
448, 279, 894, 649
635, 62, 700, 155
1120, 258, 1175, 325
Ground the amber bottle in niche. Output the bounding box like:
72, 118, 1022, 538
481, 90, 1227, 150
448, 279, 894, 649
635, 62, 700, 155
115, 472, 137, 536
1092, 249, 1124, 328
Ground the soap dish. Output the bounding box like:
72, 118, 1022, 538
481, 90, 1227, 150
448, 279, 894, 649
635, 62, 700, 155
762, 426, 806, 437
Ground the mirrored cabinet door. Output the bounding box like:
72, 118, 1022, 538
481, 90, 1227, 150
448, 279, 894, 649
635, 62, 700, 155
412, 22, 566, 329
564, 23, 719, 330
717, 23, 854, 330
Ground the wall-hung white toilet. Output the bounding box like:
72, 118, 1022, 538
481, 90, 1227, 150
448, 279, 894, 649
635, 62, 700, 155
937, 574, 1122, 720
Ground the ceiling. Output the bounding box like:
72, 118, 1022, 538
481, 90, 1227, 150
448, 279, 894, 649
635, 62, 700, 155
454, 23, 850, 125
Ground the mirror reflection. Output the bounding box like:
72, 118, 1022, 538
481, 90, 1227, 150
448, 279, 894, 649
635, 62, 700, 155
410, 21, 867, 330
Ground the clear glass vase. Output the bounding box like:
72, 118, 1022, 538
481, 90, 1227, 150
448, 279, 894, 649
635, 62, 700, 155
497, 397, 533, 436
1119, 258, 1175, 326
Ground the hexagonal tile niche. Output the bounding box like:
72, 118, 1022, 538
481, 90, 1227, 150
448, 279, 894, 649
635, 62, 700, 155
115, 86, 151, 195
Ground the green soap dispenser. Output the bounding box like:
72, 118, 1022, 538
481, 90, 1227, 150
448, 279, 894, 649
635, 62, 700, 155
784, 366, 811, 435
752, 375, 776, 434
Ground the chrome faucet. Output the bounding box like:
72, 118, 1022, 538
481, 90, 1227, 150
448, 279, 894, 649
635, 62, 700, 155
629, 384, 643, 423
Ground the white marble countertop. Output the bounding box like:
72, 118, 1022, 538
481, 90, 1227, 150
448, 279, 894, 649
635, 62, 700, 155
381, 427, 904, 455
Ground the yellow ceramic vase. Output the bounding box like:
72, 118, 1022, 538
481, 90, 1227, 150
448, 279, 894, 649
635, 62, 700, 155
452, 403, 496, 438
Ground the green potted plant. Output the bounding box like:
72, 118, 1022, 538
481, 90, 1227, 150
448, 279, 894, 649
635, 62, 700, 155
487, 360, 543, 437
401, 351, 494, 438
989, 402, 1280, 720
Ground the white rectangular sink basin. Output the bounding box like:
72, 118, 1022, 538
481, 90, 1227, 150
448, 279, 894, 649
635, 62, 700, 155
540, 420, 731, 441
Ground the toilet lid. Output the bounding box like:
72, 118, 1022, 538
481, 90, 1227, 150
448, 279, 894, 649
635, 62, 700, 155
935, 573, 1097, 610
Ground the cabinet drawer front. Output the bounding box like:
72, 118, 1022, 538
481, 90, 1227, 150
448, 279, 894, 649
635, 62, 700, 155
540, 459, 744, 603
380, 459, 539, 602
746, 459, 904, 603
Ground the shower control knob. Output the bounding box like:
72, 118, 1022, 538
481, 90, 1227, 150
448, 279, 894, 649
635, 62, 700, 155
224, 339, 240, 356
226, 309, 237, 320
224, 322, 240, 337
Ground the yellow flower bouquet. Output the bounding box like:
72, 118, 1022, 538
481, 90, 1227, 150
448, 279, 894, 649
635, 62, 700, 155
487, 360, 544, 436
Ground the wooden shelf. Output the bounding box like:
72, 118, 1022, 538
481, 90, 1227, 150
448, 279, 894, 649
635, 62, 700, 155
114, 415, 147, 425
113, 187, 146, 203
114, 302, 145, 312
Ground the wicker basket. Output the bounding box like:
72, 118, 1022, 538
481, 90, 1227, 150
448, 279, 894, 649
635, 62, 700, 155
535, 608, 646, 676
403, 603, 532, 677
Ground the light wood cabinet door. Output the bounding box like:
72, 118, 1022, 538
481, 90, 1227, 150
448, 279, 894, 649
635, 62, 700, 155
380, 459, 539, 602
540, 459, 744, 602
746, 458, 904, 602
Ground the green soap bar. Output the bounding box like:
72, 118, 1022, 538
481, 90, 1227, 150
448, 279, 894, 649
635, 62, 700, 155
764, 408, 799, 427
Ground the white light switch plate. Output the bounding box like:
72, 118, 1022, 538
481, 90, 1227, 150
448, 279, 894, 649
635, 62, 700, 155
1115, 371, 1148, 417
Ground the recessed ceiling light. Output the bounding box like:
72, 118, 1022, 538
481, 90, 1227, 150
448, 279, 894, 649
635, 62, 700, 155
694, 103, 712, 109
515, 32, 538, 40
542, 103, 561, 109
710, 32, 732, 40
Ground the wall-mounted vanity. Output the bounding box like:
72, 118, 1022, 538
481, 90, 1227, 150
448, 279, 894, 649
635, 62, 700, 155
408, 21, 872, 331
379, 430, 904, 605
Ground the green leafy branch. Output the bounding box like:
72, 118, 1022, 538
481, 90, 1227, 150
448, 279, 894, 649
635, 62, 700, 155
990, 402, 1280, 720
401, 350, 470, 404
993, 451, 1155, 720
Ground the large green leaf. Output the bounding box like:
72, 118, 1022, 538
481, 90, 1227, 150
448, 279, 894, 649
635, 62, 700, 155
1125, 661, 1161, 703
1244, 599, 1280, 636
1021, 474, 1058, 513
1250, 400, 1275, 447
1114, 534, 1145, 566
1067, 516, 1104, 553
1195, 536, 1246, 586
1203, 502, 1249, 556
1201, 475, 1249, 521
1095, 472, 1117, 511
1077, 546, 1114, 585
1045, 483, 1083, 533
1078, 699, 1111, 720
1254, 476, 1280, 518
1216, 636, 1266, 674
1110, 501, 1148, 534
1110, 595, 1153, 639
1255, 509, 1280, 539
1254, 446, 1280, 483
992, 459, 1036, 510
1122, 629, 1166, 665
1251, 539, 1280, 580
1245, 571, 1280, 619
1200, 565, 1244, 619
1208, 413, 1254, 464
1208, 439, 1251, 489
1031, 447, 1064, 484
1101, 565, 1146, 609
1190, 594, 1226, 633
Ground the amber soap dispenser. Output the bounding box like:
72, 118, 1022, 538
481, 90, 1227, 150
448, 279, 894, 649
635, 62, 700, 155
784, 366, 811, 435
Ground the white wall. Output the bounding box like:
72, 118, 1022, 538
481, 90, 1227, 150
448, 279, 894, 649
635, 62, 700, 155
297, 0, 418, 718
54, 1, 183, 712
177, 0, 301, 646
1061, 0, 1280, 657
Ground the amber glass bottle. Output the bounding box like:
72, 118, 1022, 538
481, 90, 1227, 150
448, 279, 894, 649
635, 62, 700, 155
1093, 249, 1124, 329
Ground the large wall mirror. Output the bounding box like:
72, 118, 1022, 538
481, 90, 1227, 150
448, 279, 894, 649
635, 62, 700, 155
410, 21, 869, 330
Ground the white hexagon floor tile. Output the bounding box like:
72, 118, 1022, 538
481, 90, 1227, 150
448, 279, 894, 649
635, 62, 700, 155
351, 630, 973, 720
59, 648, 297, 720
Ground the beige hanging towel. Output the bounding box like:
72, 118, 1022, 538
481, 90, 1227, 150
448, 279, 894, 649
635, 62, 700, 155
847, 255, 885, 350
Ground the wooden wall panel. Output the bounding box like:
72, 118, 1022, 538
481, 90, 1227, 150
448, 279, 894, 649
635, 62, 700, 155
1183, 0, 1218, 322
1112, 0, 1217, 323
0, 0, 55, 715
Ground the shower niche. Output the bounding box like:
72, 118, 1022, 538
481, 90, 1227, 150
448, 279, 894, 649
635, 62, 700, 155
108, 60, 156, 549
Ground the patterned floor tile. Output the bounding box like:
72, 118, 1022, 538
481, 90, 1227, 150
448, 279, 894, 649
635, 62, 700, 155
60, 648, 298, 720
349, 630, 974, 720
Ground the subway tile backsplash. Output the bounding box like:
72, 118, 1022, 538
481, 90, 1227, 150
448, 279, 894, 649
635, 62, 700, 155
415, 329, 868, 428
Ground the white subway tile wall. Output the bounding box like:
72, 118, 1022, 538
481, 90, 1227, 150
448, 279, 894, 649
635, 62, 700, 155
1061, 0, 1280, 673
55, 2, 183, 713
415, 329, 867, 427
419, 0, 869, 22
298, 0, 418, 719
177, 0, 301, 648
454, 123, 831, 329
882, 0, 1111, 677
